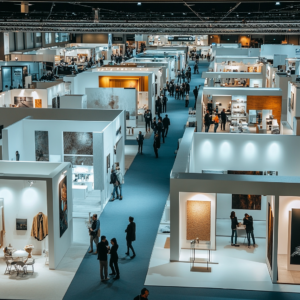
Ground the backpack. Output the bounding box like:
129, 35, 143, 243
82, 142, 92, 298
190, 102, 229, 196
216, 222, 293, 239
110, 172, 118, 184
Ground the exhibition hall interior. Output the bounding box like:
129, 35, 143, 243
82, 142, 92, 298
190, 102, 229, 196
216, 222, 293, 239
1, 0, 300, 299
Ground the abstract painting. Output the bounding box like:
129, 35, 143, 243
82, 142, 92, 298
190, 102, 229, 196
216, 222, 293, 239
290, 209, 300, 265
228, 170, 263, 175
267, 203, 273, 269
59, 176, 68, 238
232, 194, 261, 210
35, 99, 42, 108
14, 97, 33, 108
63, 132, 93, 155
86, 88, 137, 119
64, 156, 93, 166
35, 131, 49, 161
187, 200, 211, 241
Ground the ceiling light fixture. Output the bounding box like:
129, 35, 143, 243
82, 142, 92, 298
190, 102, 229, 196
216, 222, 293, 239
137, 2, 141, 5
276, 2, 280, 5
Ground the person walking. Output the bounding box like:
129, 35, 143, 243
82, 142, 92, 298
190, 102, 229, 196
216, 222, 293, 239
144, 110, 152, 133
204, 111, 210, 132
214, 114, 219, 132
153, 133, 160, 158
177, 70, 182, 84
163, 114, 170, 137
193, 86, 199, 104
134, 288, 150, 300
185, 82, 190, 95
243, 214, 256, 248
182, 69, 186, 83
162, 95, 167, 113
151, 117, 157, 134
230, 211, 240, 247
88, 214, 100, 254
110, 169, 119, 201
157, 118, 164, 143
180, 85, 185, 100
157, 97, 162, 118
115, 166, 124, 200
185, 93, 189, 108
170, 82, 174, 97
136, 131, 144, 154
175, 84, 180, 99
109, 238, 120, 280
97, 235, 110, 282
221, 108, 227, 131
125, 216, 136, 258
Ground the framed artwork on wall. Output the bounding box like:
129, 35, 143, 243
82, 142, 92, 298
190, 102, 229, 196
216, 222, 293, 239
35, 131, 49, 161
35, 99, 42, 108
267, 203, 273, 269
290, 208, 300, 265
14, 97, 33, 108
59, 176, 68, 238
16, 218, 27, 230
107, 153, 110, 173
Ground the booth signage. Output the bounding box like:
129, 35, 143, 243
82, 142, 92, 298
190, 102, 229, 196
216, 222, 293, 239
168, 36, 195, 41
296, 49, 300, 56
113, 37, 123, 42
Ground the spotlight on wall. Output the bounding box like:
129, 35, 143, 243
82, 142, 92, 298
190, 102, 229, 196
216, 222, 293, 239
62, 170, 67, 175
28, 180, 35, 187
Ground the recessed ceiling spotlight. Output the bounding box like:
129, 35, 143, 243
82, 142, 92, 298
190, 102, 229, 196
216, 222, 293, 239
248, 12, 251, 15
137, 2, 141, 5
276, 2, 280, 5
171, 13, 173, 15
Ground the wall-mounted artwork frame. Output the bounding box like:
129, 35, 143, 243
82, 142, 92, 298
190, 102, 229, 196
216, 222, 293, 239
107, 153, 110, 173
35, 99, 42, 108
14, 97, 33, 108
16, 218, 27, 230
35, 131, 49, 161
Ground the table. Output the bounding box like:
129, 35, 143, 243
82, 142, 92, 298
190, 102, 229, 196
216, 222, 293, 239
236, 225, 247, 243
190, 242, 218, 272
12, 250, 28, 261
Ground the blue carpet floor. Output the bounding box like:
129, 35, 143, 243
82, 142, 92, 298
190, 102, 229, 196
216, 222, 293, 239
63, 62, 299, 300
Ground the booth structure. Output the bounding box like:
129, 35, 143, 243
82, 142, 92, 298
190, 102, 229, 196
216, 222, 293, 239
63, 68, 156, 119
0, 160, 73, 270
0, 61, 44, 90
261, 44, 300, 60
0, 108, 125, 216
197, 87, 282, 134
145, 128, 300, 292
0, 81, 66, 108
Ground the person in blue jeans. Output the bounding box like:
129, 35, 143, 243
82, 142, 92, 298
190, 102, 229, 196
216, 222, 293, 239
230, 211, 240, 247
110, 169, 119, 201
243, 213, 256, 248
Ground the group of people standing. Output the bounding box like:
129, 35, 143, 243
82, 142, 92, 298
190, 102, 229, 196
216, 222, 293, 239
176, 67, 192, 84
89, 214, 136, 281
111, 53, 123, 64
204, 108, 227, 133
230, 211, 256, 248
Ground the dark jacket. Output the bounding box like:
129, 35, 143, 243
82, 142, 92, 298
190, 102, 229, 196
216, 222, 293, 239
243, 216, 254, 232
221, 110, 227, 122
110, 244, 119, 261
204, 113, 210, 125
231, 217, 239, 230
126, 222, 136, 241
162, 96, 167, 104
163, 117, 170, 128
97, 241, 108, 261
157, 122, 163, 132
137, 133, 144, 144
193, 88, 198, 97
144, 112, 152, 123
134, 296, 148, 300
153, 135, 160, 149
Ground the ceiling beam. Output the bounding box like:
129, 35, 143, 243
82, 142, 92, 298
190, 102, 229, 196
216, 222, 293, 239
1, 0, 298, 2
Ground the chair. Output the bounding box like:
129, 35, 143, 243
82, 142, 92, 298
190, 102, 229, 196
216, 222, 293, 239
14, 261, 27, 276
4, 257, 14, 274
25, 258, 35, 274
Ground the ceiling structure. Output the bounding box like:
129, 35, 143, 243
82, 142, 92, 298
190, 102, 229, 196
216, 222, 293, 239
0, 1, 299, 34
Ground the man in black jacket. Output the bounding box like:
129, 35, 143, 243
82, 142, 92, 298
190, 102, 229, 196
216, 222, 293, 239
243, 214, 256, 248
153, 133, 160, 158
193, 86, 199, 108
144, 110, 152, 133
125, 216, 136, 258
134, 288, 149, 300
162, 95, 167, 113
136, 131, 144, 154
163, 115, 170, 138
97, 235, 110, 281
204, 111, 211, 132
157, 119, 164, 143
221, 109, 227, 131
